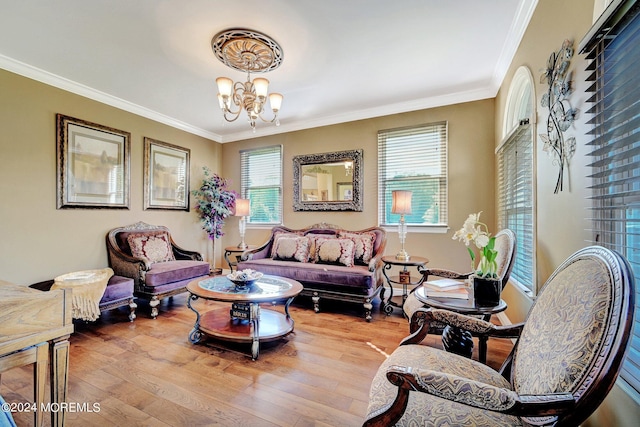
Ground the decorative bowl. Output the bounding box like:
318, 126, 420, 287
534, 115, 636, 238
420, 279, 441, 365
227, 269, 263, 288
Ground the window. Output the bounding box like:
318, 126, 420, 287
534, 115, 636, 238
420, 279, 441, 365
240, 145, 282, 225
497, 66, 536, 293
378, 122, 448, 228
580, 0, 640, 393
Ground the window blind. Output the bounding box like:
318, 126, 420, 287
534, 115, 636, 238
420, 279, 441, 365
377, 122, 448, 227
240, 145, 283, 225
580, 0, 640, 393
497, 122, 535, 293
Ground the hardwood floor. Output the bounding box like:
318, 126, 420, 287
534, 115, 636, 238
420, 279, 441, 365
1, 293, 513, 426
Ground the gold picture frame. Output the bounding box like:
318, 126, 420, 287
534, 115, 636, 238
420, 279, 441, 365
143, 137, 190, 211
56, 114, 131, 209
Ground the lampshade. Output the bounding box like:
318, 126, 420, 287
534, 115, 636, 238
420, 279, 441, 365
234, 198, 250, 217
215, 77, 233, 98
391, 190, 412, 215
253, 78, 269, 98
269, 93, 283, 112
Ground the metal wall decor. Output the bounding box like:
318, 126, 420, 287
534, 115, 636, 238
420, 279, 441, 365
540, 39, 578, 193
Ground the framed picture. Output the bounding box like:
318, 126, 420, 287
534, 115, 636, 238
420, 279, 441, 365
56, 114, 131, 209
144, 137, 190, 211
337, 182, 353, 201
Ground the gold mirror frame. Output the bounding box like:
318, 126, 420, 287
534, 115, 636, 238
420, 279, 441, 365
293, 149, 363, 211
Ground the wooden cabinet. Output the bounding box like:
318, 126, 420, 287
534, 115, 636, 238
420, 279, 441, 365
0, 280, 74, 427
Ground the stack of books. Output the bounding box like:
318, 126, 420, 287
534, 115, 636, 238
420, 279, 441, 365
423, 278, 469, 299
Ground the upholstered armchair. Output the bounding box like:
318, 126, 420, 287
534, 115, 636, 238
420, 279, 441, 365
106, 222, 210, 318
403, 228, 516, 335
363, 246, 635, 426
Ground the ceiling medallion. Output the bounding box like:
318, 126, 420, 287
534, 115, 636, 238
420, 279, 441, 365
211, 29, 284, 131
211, 29, 283, 73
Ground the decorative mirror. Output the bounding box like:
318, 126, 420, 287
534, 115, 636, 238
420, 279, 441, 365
293, 149, 363, 211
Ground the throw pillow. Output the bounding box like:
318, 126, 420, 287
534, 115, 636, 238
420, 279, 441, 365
127, 232, 175, 264
339, 231, 376, 265
272, 236, 311, 262
270, 231, 303, 258
306, 232, 337, 260
314, 238, 355, 267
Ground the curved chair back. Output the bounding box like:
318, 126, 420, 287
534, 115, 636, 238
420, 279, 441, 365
507, 246, 635, 426
493, 228, 516, 287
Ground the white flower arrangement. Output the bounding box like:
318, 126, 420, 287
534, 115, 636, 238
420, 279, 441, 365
452, 212, 498, 279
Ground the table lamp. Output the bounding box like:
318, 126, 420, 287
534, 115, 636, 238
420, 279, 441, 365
391, 190, 412, 260
234, 198, 250, 249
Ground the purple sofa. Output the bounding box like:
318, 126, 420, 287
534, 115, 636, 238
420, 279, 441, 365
237, 223, 386, 321
106, 222, 210, 318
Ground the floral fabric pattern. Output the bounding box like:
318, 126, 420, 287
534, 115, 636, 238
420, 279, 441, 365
127, 232, 175, 264
512, 258, 610, 395
314, 238, 355, 267
339, 231, 376, 265
270, 231, 303, 258
272, 236, 310, 262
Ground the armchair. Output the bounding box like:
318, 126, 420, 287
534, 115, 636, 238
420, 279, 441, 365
403, 228, 516, 334
363, 246, 635, 426
106, 222, 210, 318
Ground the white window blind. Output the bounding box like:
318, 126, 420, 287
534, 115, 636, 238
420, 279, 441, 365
497, 122, 535, 292
240, 145, 282, 225
580, 0, 640, 393
377, 122, 448, 227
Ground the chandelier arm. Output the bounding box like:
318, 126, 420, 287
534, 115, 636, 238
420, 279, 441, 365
221, 108, 243, 123
257, 112, 279, 124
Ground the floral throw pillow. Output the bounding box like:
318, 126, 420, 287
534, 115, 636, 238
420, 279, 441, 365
270, 231, 303, 258
272, 236, 311, 262
339, 231, 376, 265
314, 238, 355, 267
127, 232, 175, 264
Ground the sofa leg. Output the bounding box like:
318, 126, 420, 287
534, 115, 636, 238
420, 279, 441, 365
150, 297, 160, 319
312, 292, 320, 313
128, 299, 137, 322
364, 298, 373, 322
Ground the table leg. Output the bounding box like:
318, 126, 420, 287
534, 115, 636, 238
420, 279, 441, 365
187, 294, 203, 344
50, 337, 70, 427
441, 325, 473, 359
250, 303, 260, 360
382, 263, 395, 315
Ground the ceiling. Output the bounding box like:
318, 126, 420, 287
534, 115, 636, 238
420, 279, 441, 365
0, 0, 536, 143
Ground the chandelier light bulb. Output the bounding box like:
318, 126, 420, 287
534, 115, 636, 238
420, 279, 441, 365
269, 93, 283, 112
253, 77, 269, 99
216, 77, 233, 98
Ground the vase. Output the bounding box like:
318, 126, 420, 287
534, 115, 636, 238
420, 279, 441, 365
473, 276, 502, 307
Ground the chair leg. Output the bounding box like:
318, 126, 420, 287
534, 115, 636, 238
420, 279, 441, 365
364, 297, 373, 322
128, 298, 137, 322
311, 292, 320, 313
149, 296, 160, 319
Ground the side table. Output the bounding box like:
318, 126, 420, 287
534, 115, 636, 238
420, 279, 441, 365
414, 285, 507, 364
224, 245, 256, 271
380, 255, 429, 315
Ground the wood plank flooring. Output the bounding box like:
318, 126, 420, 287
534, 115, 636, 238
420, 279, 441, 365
1, 293, 513, 426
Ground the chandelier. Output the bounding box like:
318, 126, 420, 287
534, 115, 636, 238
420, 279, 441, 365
212, 29, 284, 131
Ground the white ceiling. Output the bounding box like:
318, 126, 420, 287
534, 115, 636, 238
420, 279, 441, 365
0, 0, 536, 143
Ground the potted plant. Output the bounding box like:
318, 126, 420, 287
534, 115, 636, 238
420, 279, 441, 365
192, 167, 237, 274
452, 212, 500, 307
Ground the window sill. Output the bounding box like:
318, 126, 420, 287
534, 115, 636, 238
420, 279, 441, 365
382, 225, 450, 234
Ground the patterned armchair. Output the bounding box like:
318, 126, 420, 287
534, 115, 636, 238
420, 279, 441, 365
364, 246, 635, 426
403, 229, 516, 335
106, 222, 210, 318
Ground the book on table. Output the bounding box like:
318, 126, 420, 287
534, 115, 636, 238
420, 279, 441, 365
425, 286, 470, 300
424, 278, 466, 290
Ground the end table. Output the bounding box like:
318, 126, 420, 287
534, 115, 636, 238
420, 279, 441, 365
224, 245, 256, 271
380, 255, 429, 315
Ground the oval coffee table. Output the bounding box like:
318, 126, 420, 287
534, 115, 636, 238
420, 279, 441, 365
186, 275, 303, 360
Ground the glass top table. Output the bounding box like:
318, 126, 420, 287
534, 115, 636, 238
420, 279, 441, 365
186, 275, 303, 360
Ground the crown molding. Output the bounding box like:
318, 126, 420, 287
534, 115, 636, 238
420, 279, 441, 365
0, 54, 222, 142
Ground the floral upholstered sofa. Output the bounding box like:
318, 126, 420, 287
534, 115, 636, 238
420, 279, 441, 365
237, 223, 386, 321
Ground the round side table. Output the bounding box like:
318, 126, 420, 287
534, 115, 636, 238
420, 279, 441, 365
380, 255, 429, 315
414, 285, 507, 363
224, 245, 257, 271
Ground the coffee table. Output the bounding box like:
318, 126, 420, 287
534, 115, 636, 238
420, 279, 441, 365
414, 285, 507, 364
186, 275, 303, 360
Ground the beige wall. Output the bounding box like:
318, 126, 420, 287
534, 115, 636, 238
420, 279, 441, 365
495, 0, 640, 424
220, 100, 497, 276
0, 69, 221, 284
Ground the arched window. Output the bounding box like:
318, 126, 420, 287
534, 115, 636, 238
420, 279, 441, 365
497, 66, 536, 294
